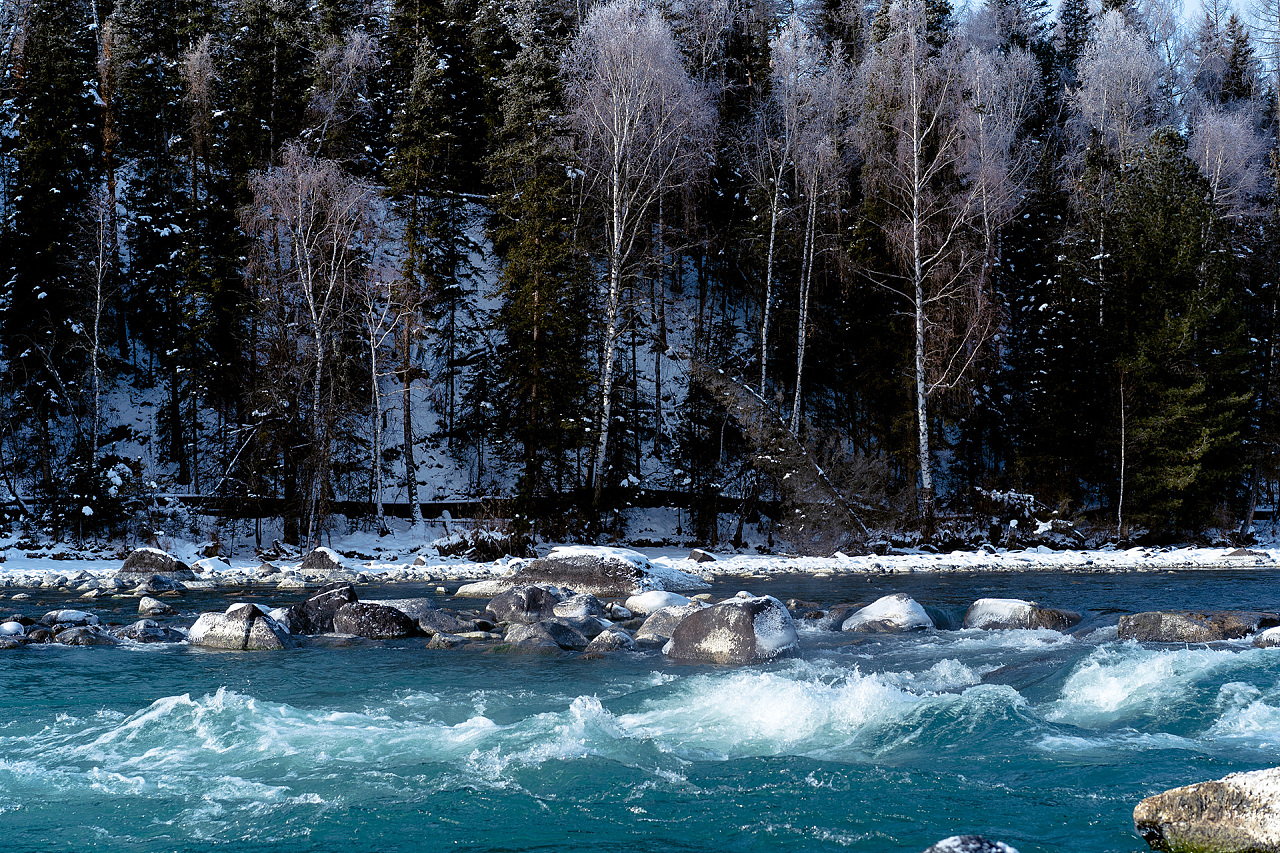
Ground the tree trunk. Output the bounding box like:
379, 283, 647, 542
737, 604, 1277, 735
401, 312, 422, 530
761, 177, 783, 399
592, 166, 625, 507
790, 183, 818, 435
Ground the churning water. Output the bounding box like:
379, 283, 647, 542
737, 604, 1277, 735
4, 569, 1280, 852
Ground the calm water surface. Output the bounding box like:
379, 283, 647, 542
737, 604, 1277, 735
3, 569, 1279, 852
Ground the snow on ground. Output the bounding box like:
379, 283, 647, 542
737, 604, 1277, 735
0, 522, 1278, 591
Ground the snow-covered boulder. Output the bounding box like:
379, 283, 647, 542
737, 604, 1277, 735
189, 603, 297, 651
332, 602, 419, 639
511, 546, 706, 597
0, 621, 24, 636
40, 609, 99, 628
842, 593, 934, 633
485, 585, 563, 625
118, 548, 196, 581
663, 595, 799, 665
963, 598, 1082, 631
625, 590, 692, 616
138, 596, 175, 617
921, 837, 1020, 853
298, 547, 354, 579
635, 602, 707, 648
1119, 610, 1280, 643
1134, 767, 1280, 853
1254, 627, 1280, 648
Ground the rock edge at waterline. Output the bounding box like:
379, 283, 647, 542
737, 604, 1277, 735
1135, 767, 1280, 852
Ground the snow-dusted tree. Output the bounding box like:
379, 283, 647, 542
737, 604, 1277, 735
561, 0, 716, 506
958, 43, 1039, 294
1188, 107, 1267, 219
242, 144, 378, 545
305, 28, 379, 163
1070, 10, 1164, 158
857, 0, 995, 537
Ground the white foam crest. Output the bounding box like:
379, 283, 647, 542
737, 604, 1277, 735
1043, 643, 1247, 727
1205, 683, 1280, 747
879, 659, 985, 693
1036, 730, 1200, 755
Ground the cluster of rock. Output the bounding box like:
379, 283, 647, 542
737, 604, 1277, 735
0, 607, 184, 648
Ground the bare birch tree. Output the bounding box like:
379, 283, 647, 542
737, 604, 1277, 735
856, 0, 995, 538
562, 0, 715, 506
1070, 10, 1165, 158
1189, 107, 1267, 218
242, 143, 377, 545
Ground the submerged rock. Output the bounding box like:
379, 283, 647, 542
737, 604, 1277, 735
842, 593, 934, 633
486, 585, 562, 625
964, 598, 1082, 631
118, 548, 196, 582
189, 603, 297, 650
922, 837, 1020, 853
1119, 611, 1280, 643
332, 602, 419, 639
1134, 767, 1280, 852
664, 595, 798, 665
114, 619, 186, 643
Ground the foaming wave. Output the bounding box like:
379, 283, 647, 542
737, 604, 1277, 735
1042, 643, 1253, 728
1205, 682, 1280, 748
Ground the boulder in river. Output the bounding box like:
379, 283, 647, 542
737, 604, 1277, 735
1134, 767, 1280, 853
298, 547, 352, 578
189, 603, 297, 650
504, 620, 589, 652
113, 619, 186, 643
664, 595, 799, 665
553, 593, 608, 619
963, 598, 1082, 631
1119, 611, 1280, 643
332, 602, 419, 639
285, 583, 359, 634
417, 609, 477, 637
635, 602, 706, 648
1254, 627, 1280, 648
509, 546, 707, 597
41, 609, 99, 628
118, 548, 196, 582
138, 596, 175, 617
584, 627, 637, 654
486, 585, 562, 624
921, 837, 1020, 853
55, 625, 117, 646
842, 593, 934, 633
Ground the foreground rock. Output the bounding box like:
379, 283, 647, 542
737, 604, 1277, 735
332, 602, 418, 639
964, 598, 1082, 631
664, 595, 798, 665
584, 627, 637, 654
1134, 767, 1280, 852
56, 625, 118, 646
189, 603, 297, 650
113, 619, 186, 643
922, 837, 1020, 853
138, 596, 175, 617
505, 620, 589, 652
118, 548, 196, 582
842, 593, 934, 633
1119, 611, 1280, 643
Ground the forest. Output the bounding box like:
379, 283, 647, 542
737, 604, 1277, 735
1, 0, 1278, 550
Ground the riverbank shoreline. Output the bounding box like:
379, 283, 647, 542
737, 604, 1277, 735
0, 542, 1276, 593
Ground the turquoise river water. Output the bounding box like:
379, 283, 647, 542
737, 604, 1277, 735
4, 568, 1280, 852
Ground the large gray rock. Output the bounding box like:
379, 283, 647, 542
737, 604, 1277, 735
298, 547, 351, 577
553, 593, 608, 619
635, 602, 706, 648
138, 596, 175, 617
922, 837, 1020, 853
55, 625, 118, 646
417, 609, 477, 636
285, 583, 359, 634
584, 627, 637, 654
505, 620, 589, 651
509, 548, 645, 597
1119, 611, 1280, 643
963, 598, 1082, 632
189, 603, 297, 650
842, 593, 934, 633
371, 598, 437, 621
664, 596, 799, 665
486, 585, 562, 624
41, 609, 100, 628
332, 602, 419, 639
1134, 767, 1280, 852
119, 548, 196, 581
